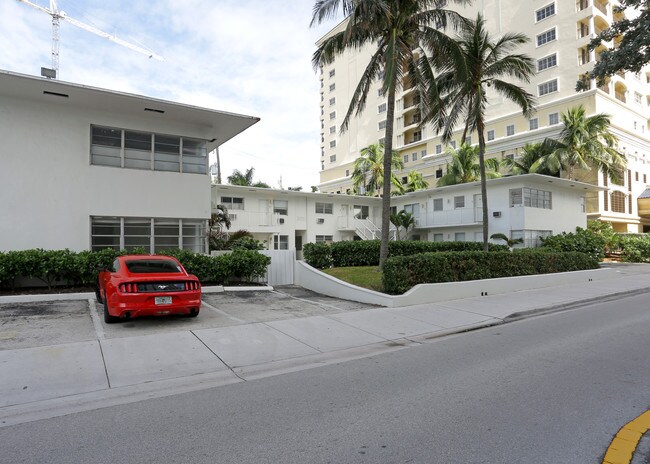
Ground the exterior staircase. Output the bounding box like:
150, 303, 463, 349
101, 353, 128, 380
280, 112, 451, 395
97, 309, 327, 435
354, 218, 397, 240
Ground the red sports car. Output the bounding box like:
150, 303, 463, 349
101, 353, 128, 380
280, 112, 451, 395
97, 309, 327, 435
97, 255, 201, 323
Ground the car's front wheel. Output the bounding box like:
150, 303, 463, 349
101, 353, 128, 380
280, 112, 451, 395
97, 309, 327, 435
103, 294, 119, 324
95, 286, 103, 304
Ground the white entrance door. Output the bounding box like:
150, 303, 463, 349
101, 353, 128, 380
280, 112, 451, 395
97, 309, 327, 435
474, 194, 483, 222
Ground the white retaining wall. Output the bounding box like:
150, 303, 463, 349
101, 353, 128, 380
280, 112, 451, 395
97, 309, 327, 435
294, 261, 618, 308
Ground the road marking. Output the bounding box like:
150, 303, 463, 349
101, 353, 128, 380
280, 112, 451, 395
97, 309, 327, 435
201, 300, 246, 323
602, 409, 650, 464
87, 298, 105, 340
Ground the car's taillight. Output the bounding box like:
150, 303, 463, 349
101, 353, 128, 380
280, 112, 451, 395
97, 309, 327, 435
185, 281, 200, 291
119, 283, 138, 293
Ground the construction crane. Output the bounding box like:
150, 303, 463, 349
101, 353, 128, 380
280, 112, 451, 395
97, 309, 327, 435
16, 0, 163, 78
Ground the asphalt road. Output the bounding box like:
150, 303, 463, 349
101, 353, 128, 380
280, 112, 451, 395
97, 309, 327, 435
1, 294, 648, 464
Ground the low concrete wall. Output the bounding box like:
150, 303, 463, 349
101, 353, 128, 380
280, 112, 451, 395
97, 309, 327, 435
294, 261, 618, 308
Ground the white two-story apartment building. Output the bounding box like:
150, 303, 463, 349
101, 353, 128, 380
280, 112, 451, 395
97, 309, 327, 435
0, 70, 259, 253
213, 174, 601, 252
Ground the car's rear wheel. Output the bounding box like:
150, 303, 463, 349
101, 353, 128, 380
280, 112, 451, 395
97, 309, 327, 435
103, 294, 119, 324
186, 308, 200, 318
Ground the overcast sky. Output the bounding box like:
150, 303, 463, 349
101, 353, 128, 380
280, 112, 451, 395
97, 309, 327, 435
0, 0, 335, 190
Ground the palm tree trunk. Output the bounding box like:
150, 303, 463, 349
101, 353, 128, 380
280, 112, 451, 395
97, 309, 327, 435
478, 123, 489, 252
380, 83, 397, 266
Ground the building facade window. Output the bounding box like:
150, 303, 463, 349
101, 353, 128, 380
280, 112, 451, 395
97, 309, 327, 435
330, 140, 337, 148
220, 196, 244, 210
511, 230, 552, 248
433, 198, 443, 211
273, 200, 288, 215
454, 196, 465, 209
329, 83, 335, 92
378, 103, 387, 113
412, 152, 417, 161
536, 28, 557, 47
378, 120, 387, 130
611, 191, 626, 213
329, 69, 335, 78
329, 126, 336, 134
537, 53, 557, 71
329, 111, 336, 120
403, 154, 409, 163
353, 205, 369, 219
634, 92, 643, 105
91, 126, 207, 174
436, 144, 442, 154
538, 79, 558, 96
454, 232, 465, 241
315, 202, 333, 214
433, 233, 444, 242
315, 235, 334, 244
549, 112, 559, 125
535, 3, 555, 22
435, 169, 443, 179
91, 216, 206, 253
330, 154, 336, 162
329, 97, 336, 105
449, 140, 456, 149
529, 118, 539, 130
273, 235, 289, 250
487, 130, 495, 141
506, 125, 515, 136
509, 188, 552, 209
421, 149, 427, 157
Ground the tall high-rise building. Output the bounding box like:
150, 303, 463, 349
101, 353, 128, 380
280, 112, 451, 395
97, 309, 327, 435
317, 0, 650, 233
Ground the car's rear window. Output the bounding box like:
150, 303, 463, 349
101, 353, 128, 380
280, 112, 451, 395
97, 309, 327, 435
125, 259, 182, 274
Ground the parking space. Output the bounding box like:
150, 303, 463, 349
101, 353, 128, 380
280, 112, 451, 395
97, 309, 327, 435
0, 300, 96, 350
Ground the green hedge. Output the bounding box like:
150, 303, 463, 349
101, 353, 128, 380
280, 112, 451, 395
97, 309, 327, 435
540, 227, 606, 261
617, 234, 650, 262
382, 250, 599, 295
0, 248, 271, 290
304, 240, 509, 269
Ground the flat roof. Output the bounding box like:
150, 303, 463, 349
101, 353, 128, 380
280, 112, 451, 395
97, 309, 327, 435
0, 70, 259, 151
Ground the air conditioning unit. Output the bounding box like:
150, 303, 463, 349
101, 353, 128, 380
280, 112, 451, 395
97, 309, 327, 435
317, 218, 325, 224
493, 211, 502, 218
278, 218, 285, 224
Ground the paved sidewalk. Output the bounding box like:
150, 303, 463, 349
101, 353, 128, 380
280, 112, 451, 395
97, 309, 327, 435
1, 264, 649, 427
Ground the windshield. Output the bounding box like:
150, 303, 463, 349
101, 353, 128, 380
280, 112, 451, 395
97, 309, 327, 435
125, 259, 182, 274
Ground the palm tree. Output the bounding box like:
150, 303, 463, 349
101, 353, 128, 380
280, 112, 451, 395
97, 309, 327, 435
437, 143, 500, 186
532, 105, 626, 182
403, 170, 429, 193
424, 13, 535, 250
390, 210, 416, 240
501, 141, 559, 176
207, 205, 231, 251
311, 0, 469, 265
490, 232, 523, 250
351, 143, 403, 195
227, 167, 270, 188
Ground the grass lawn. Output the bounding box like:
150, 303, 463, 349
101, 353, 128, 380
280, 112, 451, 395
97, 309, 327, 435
322, 266, 383, 292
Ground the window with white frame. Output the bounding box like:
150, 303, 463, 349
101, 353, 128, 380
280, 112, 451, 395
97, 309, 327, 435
435, 168, 443, 179
329, 111, 336, 120
91, 217, 206, 253
433, 233, 444, 242
330, 126, 336, 134
220, 196, 244, 210
329, 69, 335, 78
329, 97, 336, 105
536, 28, 556, 47
537, 53, 557, 71
330, 140, 336, 148
378, 120, 387, 130
509, 187, 552, 209
315, 202, 333, 214
436, 144, 442, 154
273, 200, 288, 215
329, 83, 335, 92
549, 112, 559, 125
529, 118, 539, 130
315, 235, 334, 244
378, 103, 387, 113
454, 196, 465, 209
330, 155, 336, 162
353, 205, 369, 219
487, 130, 495, 141
273, 235, 289, 250
378, 88, 385, 97
421, 149, 427, 157
538, 79, 558, 96
634, 92, 643, 105
506, 125, 515, 136
510, 229, 552, 248
412, 152, 417, 161
379, 137, 385, 144
454, 232, 465, 241
91, 126, 208, 174
535, 3, 555, 22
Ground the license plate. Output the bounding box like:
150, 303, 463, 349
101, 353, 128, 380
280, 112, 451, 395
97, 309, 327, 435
155, 296, 172, 305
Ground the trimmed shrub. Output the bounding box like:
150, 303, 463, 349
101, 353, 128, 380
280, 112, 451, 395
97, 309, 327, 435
617, 234, 650, 262
303, 239, 509, 269
540, 227, 606, 261
303, 242, 333, 269
382, 250, 599, 295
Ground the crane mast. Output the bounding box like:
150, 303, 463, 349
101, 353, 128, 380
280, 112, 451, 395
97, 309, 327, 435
16, 0, 163, 78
